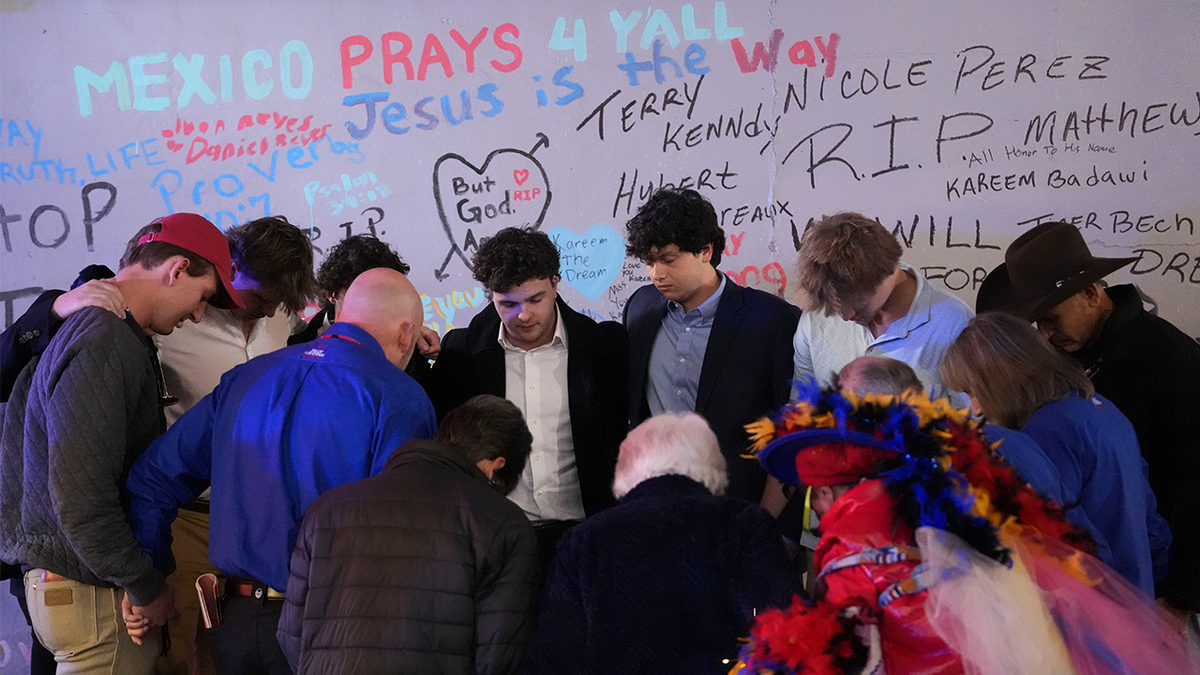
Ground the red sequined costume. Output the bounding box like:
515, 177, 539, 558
815, 479, 963, 675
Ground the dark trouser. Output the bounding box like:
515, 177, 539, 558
532, 519, 580, 577
8, 575, 57, 675
210, 595, 292, 675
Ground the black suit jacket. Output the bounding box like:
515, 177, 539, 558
287, 307, 332, 347
1, 265, 114, 402
424, 298, 628, 516
624, 281, 801, 502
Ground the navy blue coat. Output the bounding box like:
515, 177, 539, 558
624, 281, 800, 502
521, 474, 797, 675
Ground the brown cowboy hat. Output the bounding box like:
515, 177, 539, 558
975, 221, 1136, 320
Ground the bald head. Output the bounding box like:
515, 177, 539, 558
339, 267, 424, 368
838, 356, 924, 397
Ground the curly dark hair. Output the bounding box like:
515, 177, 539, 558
471, 227, 560, 293
225, 216, 317, 315
435, 394, 533, 495
316, 235, 410, 311
625, 187, 725, 268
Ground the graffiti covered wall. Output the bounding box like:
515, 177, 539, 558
2, 0, 1197, 342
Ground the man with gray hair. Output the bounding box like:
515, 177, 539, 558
838, 356, 1071, 516
521, 412, 796, 673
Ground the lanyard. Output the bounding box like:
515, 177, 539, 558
319, 332, 363, 347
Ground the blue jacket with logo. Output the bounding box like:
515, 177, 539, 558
1021, 394, 1168, 596
125, 322, 436, 591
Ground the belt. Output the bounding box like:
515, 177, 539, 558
532, 519, 581, 533
227, 580, 285, 600
180, 499, 210, 514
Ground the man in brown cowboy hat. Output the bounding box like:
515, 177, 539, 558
978, 220, 1200, 623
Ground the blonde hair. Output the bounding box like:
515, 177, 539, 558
940, 313, 1094, 428
796, 212, 902, 315
612, 413, 728, 498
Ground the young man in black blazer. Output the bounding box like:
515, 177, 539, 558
424, 227, 628, 566
623, 188, 800, 505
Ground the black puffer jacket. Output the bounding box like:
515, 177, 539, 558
278, 439, 538, 674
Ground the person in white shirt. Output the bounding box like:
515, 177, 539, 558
152, 215, 316, 675
425, 227, 628, 571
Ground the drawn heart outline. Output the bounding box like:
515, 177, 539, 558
432, 148, 552, 275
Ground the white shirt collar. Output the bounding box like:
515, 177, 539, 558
890, 262, 934, 337
667, 273, 727, 317
497, 303, 568, 352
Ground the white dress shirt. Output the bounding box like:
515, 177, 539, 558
155, 306, 299, 425
500, 309, 585, 522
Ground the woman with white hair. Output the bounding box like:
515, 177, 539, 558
520, 413, 797, 674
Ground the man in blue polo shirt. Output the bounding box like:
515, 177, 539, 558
124, 268, 435, 675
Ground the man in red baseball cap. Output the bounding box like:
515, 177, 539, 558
127, 213, 243, 313
0, 213, 240, 675
1, 213, 242, 397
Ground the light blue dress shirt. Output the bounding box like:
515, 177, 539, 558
793, 263, 973, 407
647, 275, 727, 415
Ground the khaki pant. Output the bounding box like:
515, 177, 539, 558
157, 507, 219, 675
24, 570, 161, 675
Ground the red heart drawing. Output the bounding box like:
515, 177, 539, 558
513, 169, 529, 185
166, 140, 183, 152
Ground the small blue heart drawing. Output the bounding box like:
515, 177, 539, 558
547, 224, 625, 301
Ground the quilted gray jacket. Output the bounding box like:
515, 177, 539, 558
278, 439, 537, 674
0, 307, 166, 605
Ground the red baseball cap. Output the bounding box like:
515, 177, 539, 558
138, 213, 243, 309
